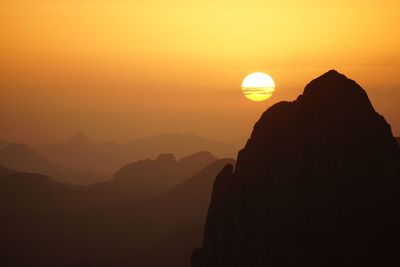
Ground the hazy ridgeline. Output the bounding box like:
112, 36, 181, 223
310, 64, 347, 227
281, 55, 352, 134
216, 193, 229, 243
0, 146, 235, 266
0, 125, 240, 266
0, 133, 236, 185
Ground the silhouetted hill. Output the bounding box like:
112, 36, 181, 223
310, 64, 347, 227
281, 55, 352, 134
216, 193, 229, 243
193, 70, 400, 267
38, 132, 237, 173
0, 171, 68, 212
0, 158, 234, 267
396, 137, 400, 146
137, 158, 236, 235
0, 151, 220, 211
68, 130, 92, 146
76, 151, 219, 206
114, 151, 216, 187
71, 158, 235, 266
0, 143, 107, 184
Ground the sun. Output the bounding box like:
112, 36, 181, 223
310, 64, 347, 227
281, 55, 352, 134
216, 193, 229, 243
241, 72, 276, 101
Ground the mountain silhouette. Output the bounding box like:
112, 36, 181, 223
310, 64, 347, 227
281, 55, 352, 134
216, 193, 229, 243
67, 131, 92, 146
71, 158, 236, 266
0, 151, 221, 212
77, 151, 219, 206
0, 143, 107, 184
193, 70, 400, 267
132, 158, 236, 266
0, 171, 68, 212
114, 151, 217, 187
137, 158, 236, 236
0, 157, 234, 266
38, 133, 237, 173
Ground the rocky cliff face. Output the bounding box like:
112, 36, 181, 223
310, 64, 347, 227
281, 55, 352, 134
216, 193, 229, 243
193, 70, 400, 267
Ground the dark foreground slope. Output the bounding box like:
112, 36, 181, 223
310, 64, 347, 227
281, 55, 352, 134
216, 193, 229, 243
193, 70, 400, 267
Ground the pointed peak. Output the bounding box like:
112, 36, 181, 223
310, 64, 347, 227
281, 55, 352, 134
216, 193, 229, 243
68, 131, 91, 145
303, 70, 351, 94
299, 70, 374, 114
322, 69, 344, 77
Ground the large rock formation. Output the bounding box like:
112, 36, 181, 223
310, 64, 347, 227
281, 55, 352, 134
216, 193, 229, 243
193, 70, 400, 267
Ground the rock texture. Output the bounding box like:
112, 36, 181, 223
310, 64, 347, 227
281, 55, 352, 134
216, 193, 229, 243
193, 70, 400, 267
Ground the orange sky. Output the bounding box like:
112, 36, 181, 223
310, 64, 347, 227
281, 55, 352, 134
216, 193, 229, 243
0, 0, 399, 145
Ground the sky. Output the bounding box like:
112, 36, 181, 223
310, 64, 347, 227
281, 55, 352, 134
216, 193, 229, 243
0, 0, 399, 146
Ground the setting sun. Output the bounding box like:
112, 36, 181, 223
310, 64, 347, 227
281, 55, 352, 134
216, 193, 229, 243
0, 1, 399, 266
241, 72, 276, 101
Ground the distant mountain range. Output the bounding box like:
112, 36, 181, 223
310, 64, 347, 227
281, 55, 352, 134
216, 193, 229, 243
77, 151, 220, 206
0, 156, 235, 266
0, 143, 108, 184
0, 133, 233, 185
0, 150, 222, 208
37, 132, 237, 173
114, 151, 216, 187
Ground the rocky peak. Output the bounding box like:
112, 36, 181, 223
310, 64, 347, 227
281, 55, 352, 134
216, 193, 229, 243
193, 70, 400, 267
299, 69, 375, 115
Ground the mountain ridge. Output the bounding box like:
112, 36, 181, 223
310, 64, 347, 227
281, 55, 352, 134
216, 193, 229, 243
0, 157, 236, 266
38, 133, 237, 173
0, 143, 107, 184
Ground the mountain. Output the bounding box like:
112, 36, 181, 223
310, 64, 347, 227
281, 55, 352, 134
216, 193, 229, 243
76, 151, 219, 206
136, 158, 236, 238
70, 158, 236, 266
0, 158, 235, 267
114, 151, 217, 187
0, 143, 108, 184
396, 137, 400, 146
68, 130, 92, 146
38, 132, 237, 173
0, 150, 221, 210
0, 171, 69, 212
193, 70, 400, 266
0, 151, 225, 207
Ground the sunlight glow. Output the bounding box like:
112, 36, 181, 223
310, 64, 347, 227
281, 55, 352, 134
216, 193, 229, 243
241, 72, 275, 101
